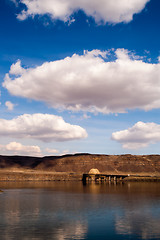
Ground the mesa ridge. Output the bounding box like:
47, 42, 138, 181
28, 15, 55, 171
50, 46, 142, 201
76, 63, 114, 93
0, 154, 160, 181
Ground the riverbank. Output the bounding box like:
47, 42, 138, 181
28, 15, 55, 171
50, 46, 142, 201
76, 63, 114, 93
124, 176, 160, 182
0, 170, 160, 182
0, 170, 82, 181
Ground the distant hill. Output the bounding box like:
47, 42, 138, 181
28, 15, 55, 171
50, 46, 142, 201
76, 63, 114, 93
0, 154, 160, 175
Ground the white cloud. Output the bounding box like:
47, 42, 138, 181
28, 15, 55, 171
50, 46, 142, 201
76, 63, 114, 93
112, 121, 160, 149
0, 142, 41, 156
82, 113, 91, 119
16, 0, 149, 24
5, 101, 15, 111
45, 148, 59, 154
4, 49, 160, 114
11, 0, 18, 5
0, 113, 87, 142
9, 60, 25, 75
62, 149, 70, 155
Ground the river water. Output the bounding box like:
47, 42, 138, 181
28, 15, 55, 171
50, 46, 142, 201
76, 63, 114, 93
0, 182, 160, 240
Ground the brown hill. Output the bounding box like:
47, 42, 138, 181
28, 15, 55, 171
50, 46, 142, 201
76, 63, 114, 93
0, 154, 160, 175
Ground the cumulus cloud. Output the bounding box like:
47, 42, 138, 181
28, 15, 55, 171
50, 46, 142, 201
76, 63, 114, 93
112, 121, 160, 149
0, 142, 41, 156
0, 113, 87, 142
5, 101, 15, 111
15, 0, 149, 24
4, 49, 160, 114
9, 59, 25, 75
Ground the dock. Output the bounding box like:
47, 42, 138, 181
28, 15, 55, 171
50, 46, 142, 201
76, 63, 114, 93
82, 173, 129, 183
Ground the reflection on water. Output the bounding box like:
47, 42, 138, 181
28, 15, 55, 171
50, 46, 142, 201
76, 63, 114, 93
115, 212, 160, 240
0, 182, 160, 240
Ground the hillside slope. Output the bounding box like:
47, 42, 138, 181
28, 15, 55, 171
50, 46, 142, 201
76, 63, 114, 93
0, 154, 160, 175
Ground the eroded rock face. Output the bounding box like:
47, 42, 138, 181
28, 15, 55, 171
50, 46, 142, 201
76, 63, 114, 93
0, 154, 160, 175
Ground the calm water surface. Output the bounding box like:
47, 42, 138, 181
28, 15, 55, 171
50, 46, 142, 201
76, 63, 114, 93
0, 182, 160, 240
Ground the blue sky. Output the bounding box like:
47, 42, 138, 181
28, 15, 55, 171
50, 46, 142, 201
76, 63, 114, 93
0, 0, 160, 156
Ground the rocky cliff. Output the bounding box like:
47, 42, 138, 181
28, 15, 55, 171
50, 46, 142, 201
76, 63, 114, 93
0, 154, 160, 175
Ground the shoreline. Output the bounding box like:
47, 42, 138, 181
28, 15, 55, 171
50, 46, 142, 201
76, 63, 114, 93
0, 170, 160, 182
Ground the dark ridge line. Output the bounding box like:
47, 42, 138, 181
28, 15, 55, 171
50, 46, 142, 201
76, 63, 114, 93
0, 153, 160, 159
